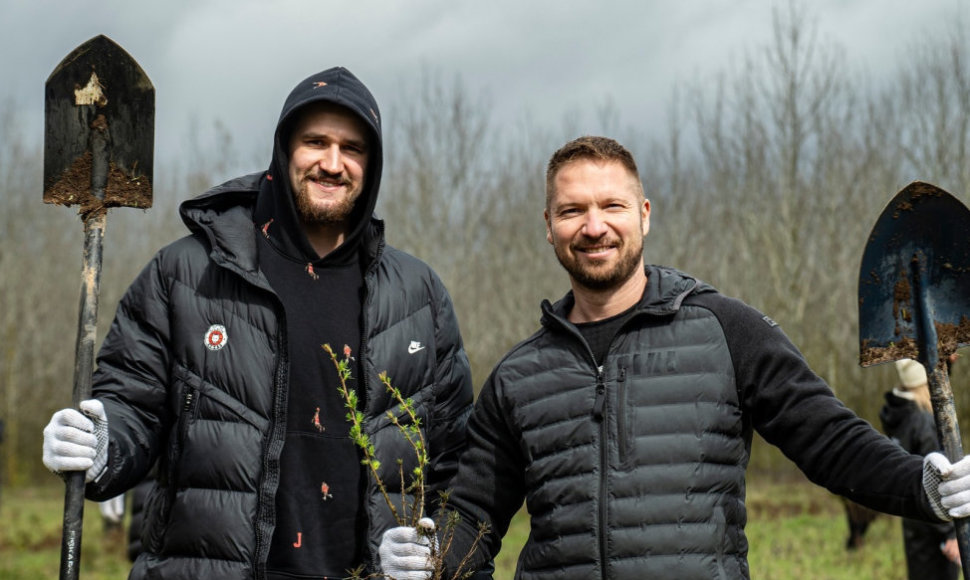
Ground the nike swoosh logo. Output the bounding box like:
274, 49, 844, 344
408, 341, 425, 354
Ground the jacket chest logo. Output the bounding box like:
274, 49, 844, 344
204, 324, 228, 351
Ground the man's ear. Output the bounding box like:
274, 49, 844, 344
544, 209, 553, 244
641, 198, 651, 237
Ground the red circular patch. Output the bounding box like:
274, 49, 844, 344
204, 324, 227, 351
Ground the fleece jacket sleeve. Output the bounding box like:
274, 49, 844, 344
689, 292, 941, 522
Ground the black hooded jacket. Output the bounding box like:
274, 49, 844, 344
86, 68, 474, 579
881, 391, 958, 579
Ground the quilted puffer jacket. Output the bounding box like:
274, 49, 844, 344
444, 265, 937, 579
86, 174, 473, 578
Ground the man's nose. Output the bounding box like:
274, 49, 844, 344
582, 210, 607, 237
319, 145, 342, 173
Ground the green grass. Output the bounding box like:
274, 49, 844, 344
745, 476, 906, 579
0, 477, 910, 579
0, 485, 131, 579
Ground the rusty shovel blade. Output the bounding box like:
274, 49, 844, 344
859, 181, 970, 367
858, 180, 970, 576
44, 34, 154, 213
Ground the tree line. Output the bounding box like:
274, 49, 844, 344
3, 3, 970, 484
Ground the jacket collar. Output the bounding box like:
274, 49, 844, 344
541, 264, 711, 328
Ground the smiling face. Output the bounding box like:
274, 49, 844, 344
544, 159, 650, 292
287, 102, 370, 227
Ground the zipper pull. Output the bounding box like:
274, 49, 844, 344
183, 389, 196, 414
592, 382, 606, 421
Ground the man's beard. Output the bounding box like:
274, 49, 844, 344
293, 171, 362, 225
553, 236, 644, 291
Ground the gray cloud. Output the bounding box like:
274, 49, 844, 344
2, 0, 964, 166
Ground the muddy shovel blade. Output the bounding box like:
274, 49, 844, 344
44, 35, 154, 580
858, 181, 970, 576
44, 34, 154, 210
859, 181, 970, 366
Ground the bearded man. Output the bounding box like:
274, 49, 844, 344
42, 67, 477, 580
380, 135, 970, 580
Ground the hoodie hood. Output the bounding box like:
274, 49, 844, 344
254, 66, 383, 265
880, 390, 918, 434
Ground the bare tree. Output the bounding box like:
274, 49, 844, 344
7, 5, 970, 482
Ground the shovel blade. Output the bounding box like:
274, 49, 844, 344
858, 181, 970, 366
44, 35, 154, 209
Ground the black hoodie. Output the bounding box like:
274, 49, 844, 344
254, 67, 383, 579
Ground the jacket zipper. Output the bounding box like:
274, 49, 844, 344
182, 389, 196, 420
361, 226, 384, 574
254, 304, 289, 580
159, 386, 197, 553
592, 365, 610, 579
544, 309, 618, 580
616, 367, 629, 469
175, 387, 198, 467
565, 323, 610, 579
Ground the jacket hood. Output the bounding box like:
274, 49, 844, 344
880, 390, 917, 432
254, 66, 383, 265
542, 264, 714, 324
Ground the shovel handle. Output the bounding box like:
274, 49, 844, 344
926, 364, 970, 578
59, 204, 106, 580
60, 472, 86, 580
909, 254, 970, 576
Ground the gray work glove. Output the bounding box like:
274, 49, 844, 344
924, 451, 970, 520
379, 517, 436, 580
99, 493, 126, 524
42, 399, 109, 483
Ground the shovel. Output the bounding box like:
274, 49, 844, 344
44, 35, 154, 580
858, 180, 970, 575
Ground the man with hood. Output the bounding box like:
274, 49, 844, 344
379, 135, 970, 579
41, 67, 475, 579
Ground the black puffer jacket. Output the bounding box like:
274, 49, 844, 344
86, 174, 473, 578
445, 265, 937, 579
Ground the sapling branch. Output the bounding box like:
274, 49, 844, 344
324, 343, 400, 524
324, 343, 489, 580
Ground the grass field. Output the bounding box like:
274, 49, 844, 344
0, 475, 912, 579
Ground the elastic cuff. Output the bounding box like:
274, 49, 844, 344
923, 460, 952, 521
91, 464, 109, 484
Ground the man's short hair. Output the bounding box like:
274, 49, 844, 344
545, 136, 642, 208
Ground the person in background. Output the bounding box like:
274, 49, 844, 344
41, 66, 477, 579
379, 135, 970, 580
97, 492, 125, 534
881, 358, 960, 579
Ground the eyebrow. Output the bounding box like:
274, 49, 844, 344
298, 131, 368, 150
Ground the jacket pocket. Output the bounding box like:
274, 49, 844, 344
170, 364, 268, 490
172, 364, 269, 430
617, 366, 634, 470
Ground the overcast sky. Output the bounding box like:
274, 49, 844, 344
3, 0, 967, 169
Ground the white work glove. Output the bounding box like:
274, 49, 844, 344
99, 493, 125, 524
42, 399, 109, 483
379, 517, 436, 580
924, 451, 970, 520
